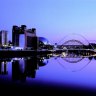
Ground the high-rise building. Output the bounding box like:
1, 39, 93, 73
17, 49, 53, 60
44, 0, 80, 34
12, 25, 27, 47
0, 30, 7, 46
12, 26, 20, 46
12, 25, 38, 50
25, 28, 39, 50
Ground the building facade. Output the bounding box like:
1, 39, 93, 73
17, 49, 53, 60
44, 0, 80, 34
12, 25, 26, 47
12, 25, 38, 50
25, 28, 39, 50
0, 30, 7, 47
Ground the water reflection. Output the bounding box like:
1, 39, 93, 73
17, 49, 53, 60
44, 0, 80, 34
0, 52, 96, 95
12, 56, 49, 81
0, 52, 95, 81
56, 57, 91, 72
0, 61, 8, 75
52, 51, 95, 72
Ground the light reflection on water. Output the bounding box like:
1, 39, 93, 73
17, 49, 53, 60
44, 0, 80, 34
0, 55, 96, 90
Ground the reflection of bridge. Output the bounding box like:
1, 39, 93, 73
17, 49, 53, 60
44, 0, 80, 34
55, 49, 95, 51
0, 48, 96, 58
54, 49, 96, 55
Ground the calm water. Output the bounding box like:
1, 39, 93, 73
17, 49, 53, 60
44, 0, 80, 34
0, 56, 96, 95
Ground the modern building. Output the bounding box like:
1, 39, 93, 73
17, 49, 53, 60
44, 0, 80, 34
39, 37, 49, 45
25, 28, 38, 50
12, 25, 27, 47
0, 30, 7, 47
12, 25, 38, 50
38, 37, 53, 50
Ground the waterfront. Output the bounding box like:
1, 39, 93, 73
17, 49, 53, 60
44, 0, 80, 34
0, 54, 96, 95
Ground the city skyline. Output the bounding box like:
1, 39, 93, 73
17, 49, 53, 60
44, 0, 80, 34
0, 0, 96, 44
0, 0, 96, 95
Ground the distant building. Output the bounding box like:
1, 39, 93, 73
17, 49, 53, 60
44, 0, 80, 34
0, 30, 7, 47
12, 25, 39, 50
25, 28, 38, 50
38, 37, 53, 50
12, 25, 27, 47
12, 25, 54, 50
39, 37, 49, 45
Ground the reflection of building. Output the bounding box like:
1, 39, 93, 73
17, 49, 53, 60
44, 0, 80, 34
11, 56, 48, 81
12, 58, 37, 81
0, 30, 7, 46
0, 55, 49, 81
12, 60, 26, 81
25, 56, 38, 78
0, 61, 8, 75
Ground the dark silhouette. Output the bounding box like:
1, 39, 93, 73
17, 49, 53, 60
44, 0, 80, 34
0, 61, 8, 75
12, 56, 48, 81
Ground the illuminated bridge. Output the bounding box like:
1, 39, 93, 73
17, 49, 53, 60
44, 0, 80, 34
0, 33, 96, 58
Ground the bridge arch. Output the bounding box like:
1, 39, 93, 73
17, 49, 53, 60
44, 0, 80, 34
57, 33, 94, 50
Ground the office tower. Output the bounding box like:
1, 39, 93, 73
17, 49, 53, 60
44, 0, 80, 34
12, 26, 19, 46
12, 25, 27, 47
0, 30, 7, 47
12, 25, 38, 49
21, 25, 27, 34
25, 28, 38, 50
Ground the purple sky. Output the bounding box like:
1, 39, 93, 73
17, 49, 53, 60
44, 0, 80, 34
0, 0, 96, 44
